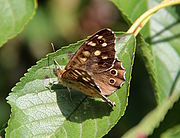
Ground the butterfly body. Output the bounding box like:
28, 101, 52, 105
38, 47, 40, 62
54, 28, 126, 107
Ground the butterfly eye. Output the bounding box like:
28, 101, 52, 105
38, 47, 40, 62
109, 78, 116, 85
110, 69, 118, 76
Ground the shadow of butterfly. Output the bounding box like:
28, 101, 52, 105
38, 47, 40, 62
53, 28, 126, 107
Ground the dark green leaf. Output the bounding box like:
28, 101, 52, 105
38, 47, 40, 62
161, 124, 180, 138
122, 72, 180, 138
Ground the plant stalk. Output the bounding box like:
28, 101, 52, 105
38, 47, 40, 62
127, 0, 180, 36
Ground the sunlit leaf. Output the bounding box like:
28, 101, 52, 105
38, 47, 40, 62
6, 32, 135, 138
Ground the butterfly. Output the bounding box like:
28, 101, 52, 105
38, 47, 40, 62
53, 28, 126, 107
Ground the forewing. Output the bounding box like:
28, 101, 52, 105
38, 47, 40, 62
65, 28, 116, 72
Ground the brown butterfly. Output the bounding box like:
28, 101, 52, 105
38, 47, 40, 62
53, 28, 126, 107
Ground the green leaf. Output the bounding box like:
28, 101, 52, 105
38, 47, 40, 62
6, 32, 135, 138
122, 72, 180, 138
147, 2, 180, 104
161, 124, 180, 138
0, 0, 37, 47
112, 0, 150, 37
111, 0, 180, 104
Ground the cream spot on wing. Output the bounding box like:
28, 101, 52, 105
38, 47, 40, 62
86, 77, 91, 81
97, 36, 103, 39
74, 70, 82, 75
82, 77, 89, 82
90, 83, 95, 86
102, 43, 107, 47
72, 72, 78, 77
80, 57, 87, 62
81, 71, 86, 75
94, 50, 101, 56
102, 55, 108, 59
73, 75, 78, 79
88, 41, 96, 46
107, 28, 112, 32
82, 51, 90, 57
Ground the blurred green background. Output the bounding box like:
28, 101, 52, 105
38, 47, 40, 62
0, 0, 157, 137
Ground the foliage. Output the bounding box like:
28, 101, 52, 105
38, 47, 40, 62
0, 0, 179, 137
0, 0, 37, 47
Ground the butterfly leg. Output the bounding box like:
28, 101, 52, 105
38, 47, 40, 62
45, 81, 57, 93
45, 82, 54, 93
100, 95, 116, 107
43, 76, 54, 92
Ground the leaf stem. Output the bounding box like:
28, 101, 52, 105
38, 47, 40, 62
127, 0, 180, 36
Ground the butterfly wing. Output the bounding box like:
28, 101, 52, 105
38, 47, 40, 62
61, 68, 117, 106
60, 28, 125, 107
91, 59, 126, 96
65, 28, 116, 72
64, 60, 126, 96
61, 68, 101, 97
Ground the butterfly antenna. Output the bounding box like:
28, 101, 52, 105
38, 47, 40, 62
51, 43, 62, 70
44, 43, 57, 88
54, 59, 62, 69
51, 42, 56, 53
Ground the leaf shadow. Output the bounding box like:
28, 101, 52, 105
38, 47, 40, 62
51, 84, 113, 123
